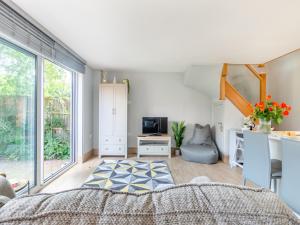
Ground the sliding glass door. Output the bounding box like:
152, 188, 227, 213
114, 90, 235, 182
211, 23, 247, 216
0, 37, 77, 189
43, 59, 74, 180
0, 40, 36, 186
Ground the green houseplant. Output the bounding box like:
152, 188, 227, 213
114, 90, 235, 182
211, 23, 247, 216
171, 121, 186, 155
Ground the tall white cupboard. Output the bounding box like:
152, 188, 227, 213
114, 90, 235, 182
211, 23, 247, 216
99, 83, 127, 158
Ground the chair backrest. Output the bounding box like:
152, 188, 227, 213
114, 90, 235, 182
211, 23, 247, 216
281, 138, 300, 214
243, 131, 271, 189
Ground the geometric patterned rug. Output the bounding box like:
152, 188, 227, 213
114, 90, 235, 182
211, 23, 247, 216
82, 160, 175, 193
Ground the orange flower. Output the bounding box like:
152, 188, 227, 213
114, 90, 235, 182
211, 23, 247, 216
266, 95, 272, 100
283, 110, 289, 116
287, 105, 292, 111
272, 102, 279, 107
281, 102, 287, 108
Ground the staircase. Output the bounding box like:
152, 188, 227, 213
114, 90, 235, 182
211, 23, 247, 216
219, 63, 267, 116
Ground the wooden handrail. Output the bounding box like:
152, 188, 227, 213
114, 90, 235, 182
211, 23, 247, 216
244, 64, 267, 102
225, 81, 253, 116
245, 64, 263, 81
219, 63, 265, 116
219, 63, 228, 100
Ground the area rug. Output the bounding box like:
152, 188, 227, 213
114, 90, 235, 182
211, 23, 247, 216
82, 160, 175, 193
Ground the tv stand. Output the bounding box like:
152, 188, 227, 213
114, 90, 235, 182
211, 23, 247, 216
149, 133, 162, 136
137, 134, 171, 158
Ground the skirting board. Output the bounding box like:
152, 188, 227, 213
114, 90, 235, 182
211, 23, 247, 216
81, 149, 98, 163
221, 154, 229, 164
91, 148, 228, 164
94, 147, 175, 156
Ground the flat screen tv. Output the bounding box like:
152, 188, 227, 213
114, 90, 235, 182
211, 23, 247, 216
142, 117, 168, 135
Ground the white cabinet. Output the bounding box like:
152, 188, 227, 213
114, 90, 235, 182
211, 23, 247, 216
99, 84, 127, 158
229, 129, 244, 168
137, 135, 171, 158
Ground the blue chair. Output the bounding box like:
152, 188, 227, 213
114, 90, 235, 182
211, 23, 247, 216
243, 131, 282, 192
281, 138, 300, 215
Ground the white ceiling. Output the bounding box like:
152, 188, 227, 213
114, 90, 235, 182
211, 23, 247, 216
11, 0, 300, 72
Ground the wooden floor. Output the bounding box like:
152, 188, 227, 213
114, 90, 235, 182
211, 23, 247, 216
41, 154, 242, 193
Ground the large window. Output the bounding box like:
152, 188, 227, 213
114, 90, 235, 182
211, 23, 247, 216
43, 60, 74, 180
0, 38, 78, 190
0, 40, 36, 186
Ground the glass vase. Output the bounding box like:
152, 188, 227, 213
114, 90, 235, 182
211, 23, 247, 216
259, 119, 272, 133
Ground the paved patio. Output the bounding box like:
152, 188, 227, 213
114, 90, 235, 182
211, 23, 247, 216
0, 159, 70, 185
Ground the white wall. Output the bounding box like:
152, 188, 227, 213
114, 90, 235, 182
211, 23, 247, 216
81, 66, 95, 154
266, 50, 300, 130
92, 71, 101, 149
212, 100, 244, 157
184, 64, 222, 99
93, 71, 212, 148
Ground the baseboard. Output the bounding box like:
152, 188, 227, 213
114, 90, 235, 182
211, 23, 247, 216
82, 149, 95, 162
93, 147, 176, 157
93, 148, 99, 156
128, 147, 137, 154
221, 154, 229, 164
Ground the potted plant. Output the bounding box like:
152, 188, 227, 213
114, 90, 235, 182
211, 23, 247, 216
50, 116, 65, 136
171, 121, 186, 156
252, 95, 291, 133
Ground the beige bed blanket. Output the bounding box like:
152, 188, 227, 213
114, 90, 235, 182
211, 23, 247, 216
0, 183, 299, 225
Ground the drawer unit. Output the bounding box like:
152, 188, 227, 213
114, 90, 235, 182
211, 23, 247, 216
137, 135, 171, 158
115, 145, 125, 154
102, 136, 114, 145
102, 145, 115, 154
154, 146, 169, 154
139, 145, 152, 154
115, 136, 126, 144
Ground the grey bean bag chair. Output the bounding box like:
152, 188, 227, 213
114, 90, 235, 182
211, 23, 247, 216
181, 124, 219, 164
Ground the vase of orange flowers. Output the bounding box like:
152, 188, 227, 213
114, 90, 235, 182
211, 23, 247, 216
252, 95, 291, 133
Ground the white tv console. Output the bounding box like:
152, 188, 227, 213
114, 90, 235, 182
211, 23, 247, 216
137, 135, 171, 158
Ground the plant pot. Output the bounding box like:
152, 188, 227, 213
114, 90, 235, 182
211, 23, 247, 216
175, 148, 181, 156
258, 119, 272, 133
52, 127, 63, 136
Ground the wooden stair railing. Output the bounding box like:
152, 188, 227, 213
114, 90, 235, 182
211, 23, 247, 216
220, 63, 266, 116
245, 64, 267, 102
225, 81, 253, 116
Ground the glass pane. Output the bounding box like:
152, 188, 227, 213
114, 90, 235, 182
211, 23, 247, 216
227, 64, 260, 105
0, 40, 36, 186
43, 60, 73, 180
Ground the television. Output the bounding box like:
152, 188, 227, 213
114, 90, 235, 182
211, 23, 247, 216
142, 117, 168, 135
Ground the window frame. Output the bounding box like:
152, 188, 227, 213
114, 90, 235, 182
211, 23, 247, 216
42, 58, 77, 183
0, 37, 38, 188
0, 35, 79, 192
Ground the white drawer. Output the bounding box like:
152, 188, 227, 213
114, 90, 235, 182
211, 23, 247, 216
115, 136, 126, 144
155, 146, 169, 154
139, 145, 151, 153
102, 145, 115, 154
139, 145, 169, 155
102, 136, 114, 144
115, 145, 125, 154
